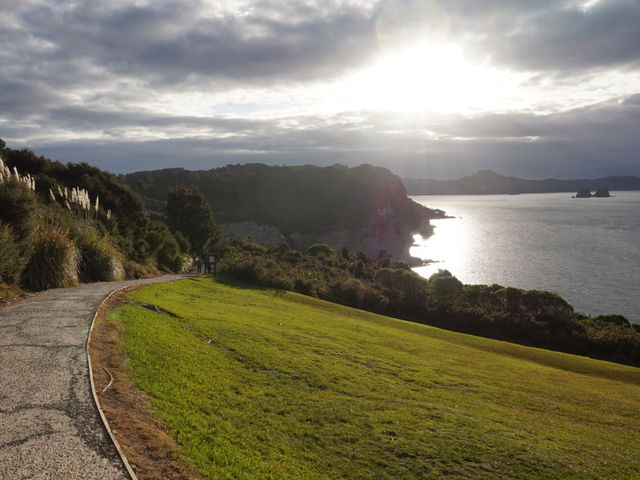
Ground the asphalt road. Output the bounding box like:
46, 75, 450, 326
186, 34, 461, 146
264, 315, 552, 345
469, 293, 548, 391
0, 275, 188, 480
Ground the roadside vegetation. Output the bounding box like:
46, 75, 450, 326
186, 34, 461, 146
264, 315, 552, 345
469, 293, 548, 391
0, 143, 217, 297
219, 237, 640, 367
109, 277, 640, 479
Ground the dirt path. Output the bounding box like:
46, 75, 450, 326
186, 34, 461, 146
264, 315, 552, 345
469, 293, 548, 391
0, 275, 188, 480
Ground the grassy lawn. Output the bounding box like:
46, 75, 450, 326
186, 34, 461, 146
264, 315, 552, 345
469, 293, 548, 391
110, 277, 640, 479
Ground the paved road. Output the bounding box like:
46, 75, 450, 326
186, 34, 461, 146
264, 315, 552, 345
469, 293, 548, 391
0, 275, 188, 480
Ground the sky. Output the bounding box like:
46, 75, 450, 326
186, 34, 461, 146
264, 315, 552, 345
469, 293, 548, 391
2, 0, 640, 179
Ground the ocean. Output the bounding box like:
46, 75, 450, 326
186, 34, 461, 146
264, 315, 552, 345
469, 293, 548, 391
410, 192, 640, 323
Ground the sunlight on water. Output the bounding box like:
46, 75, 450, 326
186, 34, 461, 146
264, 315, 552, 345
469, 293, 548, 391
411, 218, 467, 279
410, 192, 640, 323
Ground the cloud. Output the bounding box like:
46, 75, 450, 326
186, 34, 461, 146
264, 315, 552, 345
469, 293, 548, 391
9, 1, 379, 89
22, 95, 640, 180
376, 0, 640, 74
1, 1, 640, 180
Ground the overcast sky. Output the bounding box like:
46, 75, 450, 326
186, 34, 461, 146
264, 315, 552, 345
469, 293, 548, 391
2, 0, 640, 179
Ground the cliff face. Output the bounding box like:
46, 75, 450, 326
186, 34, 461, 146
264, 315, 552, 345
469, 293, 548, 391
121, 163, 443, 259
288, 220, 418, 261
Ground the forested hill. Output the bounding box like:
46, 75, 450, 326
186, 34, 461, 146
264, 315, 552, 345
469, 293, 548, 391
404, 169, 640, 195
119, 163, 444, 234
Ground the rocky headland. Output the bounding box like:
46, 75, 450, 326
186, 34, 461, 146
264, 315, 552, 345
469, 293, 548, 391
121, 163, 445, 261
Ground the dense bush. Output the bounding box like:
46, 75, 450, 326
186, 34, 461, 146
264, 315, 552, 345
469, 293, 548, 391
120, 163, 443, 236
22, 226, 79, 291
305, 243, 336, 258
0, 222, 23, 285
220, 237, 640, 367
1, 147, 191, 292
0, 177, 38, 247
166, 185, 219, 255
76, 228, 125, 282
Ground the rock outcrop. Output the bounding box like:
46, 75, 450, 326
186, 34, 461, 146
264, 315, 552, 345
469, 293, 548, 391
593, 188, 612, 197
574, 188, 593, 198
573, 188, 612, 198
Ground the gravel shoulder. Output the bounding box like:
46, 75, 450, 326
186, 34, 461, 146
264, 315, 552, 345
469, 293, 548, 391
0, 275, 188, 480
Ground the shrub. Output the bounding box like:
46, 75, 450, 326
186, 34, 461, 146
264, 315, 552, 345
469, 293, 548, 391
428, 272, 463, 307
77, 229, 125, 282
0, 222, 23, 285
0, 179, 38, 246
590, 314, 630, 327
175, 253, 194, 273
305, 243, 335, 258
22, 226, 79, 291
328, 278, 366, 307
123, 260, 158, 279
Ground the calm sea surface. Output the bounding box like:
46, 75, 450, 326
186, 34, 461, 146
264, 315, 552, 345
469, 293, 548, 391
410, 192, 640, 323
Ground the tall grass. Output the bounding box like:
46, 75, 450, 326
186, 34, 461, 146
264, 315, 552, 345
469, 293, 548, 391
76, 228, 125, 282
22, 225, 79, 291
0, 221, 23, 285
0, 176, 38, 247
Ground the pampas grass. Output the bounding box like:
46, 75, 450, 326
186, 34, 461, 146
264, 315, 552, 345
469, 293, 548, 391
76, 229, 125, 282
0, 222, 24, 285
22, 226, 79, 291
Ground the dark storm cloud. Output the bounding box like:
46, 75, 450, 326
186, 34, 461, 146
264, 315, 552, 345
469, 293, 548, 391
10, 0, 378, 88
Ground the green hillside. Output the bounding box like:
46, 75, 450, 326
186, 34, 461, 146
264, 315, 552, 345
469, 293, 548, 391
119, 163, 442, 233
111, 277, 640, 479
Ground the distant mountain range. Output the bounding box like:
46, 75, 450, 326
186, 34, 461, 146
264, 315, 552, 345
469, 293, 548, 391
403, 170, 640, 195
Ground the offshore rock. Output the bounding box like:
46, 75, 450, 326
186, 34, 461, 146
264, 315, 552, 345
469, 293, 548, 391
574, 188, 592, 198
593, 188, 612, 197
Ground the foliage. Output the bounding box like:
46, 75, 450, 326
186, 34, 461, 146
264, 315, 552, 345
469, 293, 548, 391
0, 175, 38, 247
427, 270, 464, 307
3, 147, 148, 259
76, 228, 125, 282
111, 277, 640, 480
22, 226, 79, 291
0, 147, 190, 291
166, 185, 219, 255
0, 222, 23, 285
220, 237, 640, 367
120, 163, 442, 235
304, 243, 335, 258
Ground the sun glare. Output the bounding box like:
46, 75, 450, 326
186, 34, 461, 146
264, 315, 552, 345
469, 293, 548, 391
342, 42, 521, 114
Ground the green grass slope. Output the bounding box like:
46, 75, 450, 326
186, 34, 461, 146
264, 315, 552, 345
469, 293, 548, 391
112, 277, 640, 479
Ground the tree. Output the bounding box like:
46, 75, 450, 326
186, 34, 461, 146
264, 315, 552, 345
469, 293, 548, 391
166, 185, 219, 254
0, 138, 6, 150
428, 270, 463, 307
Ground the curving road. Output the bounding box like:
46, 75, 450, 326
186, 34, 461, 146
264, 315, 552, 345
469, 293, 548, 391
0, 275, 189, 480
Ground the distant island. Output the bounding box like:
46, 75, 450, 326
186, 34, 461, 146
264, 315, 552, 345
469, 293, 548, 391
573, 188, 612, 198
404, 169, 640, 195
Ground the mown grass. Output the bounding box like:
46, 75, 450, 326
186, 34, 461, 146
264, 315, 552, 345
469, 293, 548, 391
111, 277, 640, 479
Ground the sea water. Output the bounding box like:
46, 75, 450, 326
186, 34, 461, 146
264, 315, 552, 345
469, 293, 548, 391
410, 192, 640, 323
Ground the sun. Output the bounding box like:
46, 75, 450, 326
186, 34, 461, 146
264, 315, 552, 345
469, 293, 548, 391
342, 42, 520, 114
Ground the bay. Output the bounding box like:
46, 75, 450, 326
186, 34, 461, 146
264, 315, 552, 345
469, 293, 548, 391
410, 192, 640, 323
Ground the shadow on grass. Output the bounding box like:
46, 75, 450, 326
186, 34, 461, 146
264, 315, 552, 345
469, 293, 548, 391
202, 274, 640, 386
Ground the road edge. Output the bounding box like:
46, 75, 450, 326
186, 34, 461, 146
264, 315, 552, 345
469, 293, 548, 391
86, 285, 139, 480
